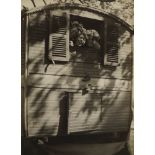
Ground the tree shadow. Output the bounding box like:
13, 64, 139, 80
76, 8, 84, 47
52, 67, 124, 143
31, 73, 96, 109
57, 92, 69, 136
22, 6, 133, 155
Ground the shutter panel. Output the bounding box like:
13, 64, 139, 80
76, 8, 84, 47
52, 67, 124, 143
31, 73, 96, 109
48, 12, 69, 62
104, 21, 120, 66
28, 12, 47, 64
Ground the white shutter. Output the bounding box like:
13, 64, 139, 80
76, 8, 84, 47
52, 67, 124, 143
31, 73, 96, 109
48, 11, 70, 62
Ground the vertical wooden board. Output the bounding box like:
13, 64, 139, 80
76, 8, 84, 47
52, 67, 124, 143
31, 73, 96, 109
68, 91, 131, 134
21, 16, 26, 75
27, 87, 66, 136
21, 87, 24, 136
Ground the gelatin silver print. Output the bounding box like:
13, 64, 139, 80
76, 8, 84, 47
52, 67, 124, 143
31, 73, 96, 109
21, 0, 134, 155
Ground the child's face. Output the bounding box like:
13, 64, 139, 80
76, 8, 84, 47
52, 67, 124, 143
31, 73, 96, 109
75, 34, 86, 47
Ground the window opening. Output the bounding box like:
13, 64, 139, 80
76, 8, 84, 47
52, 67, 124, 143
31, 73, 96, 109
69, 15, 104, 64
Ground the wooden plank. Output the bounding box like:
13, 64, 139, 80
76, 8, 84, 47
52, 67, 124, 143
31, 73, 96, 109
21, 87, 24, 136
68, 126, 129, 133
28, 61, 132, 79
27, 87, 65, 100
27, 88, 66, 136
29, 46, 45, 52
23, 15, 29, 136
21, 75, 24, 87
68, 92, 131, 134
29, 41, 45, 47
27, 29, 132, 79
21, 16, 26, 75
70, 9, 104, 21
29, 52, 44, 59
28, 45, 132, 58
28, 74, 132, 91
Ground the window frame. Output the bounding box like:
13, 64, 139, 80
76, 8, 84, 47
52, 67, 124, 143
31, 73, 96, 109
48, 11, 120, 67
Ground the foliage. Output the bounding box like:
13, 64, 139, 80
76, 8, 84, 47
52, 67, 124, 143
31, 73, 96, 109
22, 0, 133, 26
56, 0, 134, 26
103, 0, 134, 26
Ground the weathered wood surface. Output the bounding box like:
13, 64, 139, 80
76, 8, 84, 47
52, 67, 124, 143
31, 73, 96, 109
23, 11, 133, 137
21, 16, 26, 75
70, 9, 104, 21
28, 74, 131, 91
27, 87, 131, 136
27, 89, 66, 136
29, 63, 132, 80
21, 87, 24, 136
28, 29, 132, 79
68, 92, 131, 134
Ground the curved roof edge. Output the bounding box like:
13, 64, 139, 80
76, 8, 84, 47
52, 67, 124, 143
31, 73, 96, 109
23, 3, 134, 34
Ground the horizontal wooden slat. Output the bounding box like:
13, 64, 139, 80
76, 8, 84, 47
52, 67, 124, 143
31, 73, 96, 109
69, 122, 130, 128
29, 42, 45, 47
28, 48, 131, 60
28, 126, 58, 137
26, 86, 131, 137
27, 88, 64, 100
28, 61, 132, 79
68, 92, 131, 134
69, 127, 129, 133
27, 88, 66, 136
28, 74, 132, 91
70, 108, 130, 114
28, 116, 60, 123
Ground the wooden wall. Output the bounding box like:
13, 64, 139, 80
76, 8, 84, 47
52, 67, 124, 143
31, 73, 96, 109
68, 91, 131, 134
22, 10, 133, 137
27, 88, 65, 136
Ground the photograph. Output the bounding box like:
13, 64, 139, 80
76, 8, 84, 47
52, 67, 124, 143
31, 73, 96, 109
21, 0, 134, 154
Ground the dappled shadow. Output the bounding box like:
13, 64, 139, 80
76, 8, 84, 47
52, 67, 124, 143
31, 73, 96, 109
122, 52, 132, 79
58, 93, 69, 136
22, 7, 133, 155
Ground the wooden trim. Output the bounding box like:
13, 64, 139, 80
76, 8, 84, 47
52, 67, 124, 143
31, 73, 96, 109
66, 11, 70, 61
130, 34, 134, 129
25, 131, 129, 143
125, 34, 133, 141
27, 74, 132, 91
23, 3, 134, 34
104, 19, 107, 65
23, 15, 29, 137
26, 86, 132, 95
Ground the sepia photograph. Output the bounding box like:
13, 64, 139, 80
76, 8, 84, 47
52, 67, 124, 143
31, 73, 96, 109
21, 0, 134, 155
